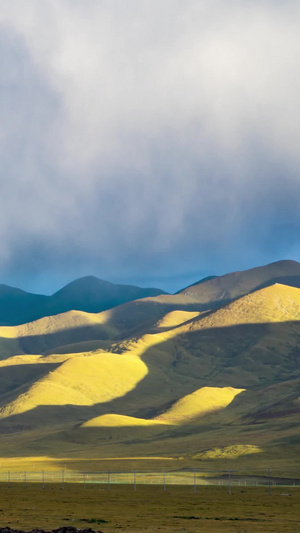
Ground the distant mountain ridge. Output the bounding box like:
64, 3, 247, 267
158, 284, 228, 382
0, 276, 166, 326
179, 259, 300, 304
1, 259, 300, 327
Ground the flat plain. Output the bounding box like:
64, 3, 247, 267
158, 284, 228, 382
0, 483, 299, 532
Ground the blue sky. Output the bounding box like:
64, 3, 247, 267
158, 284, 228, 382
1, 1, 300, 294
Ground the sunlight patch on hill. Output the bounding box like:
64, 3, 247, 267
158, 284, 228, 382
156, 311, 200, 329
194, 444, 263, 459
155, 386, 245, 424
116, 331, 179, 360
189, 284, 300, 331
81, 387, 244, 428
0, 309, 116, 339
0, 351, 148, 418
81, 414, 167, 427
0, 353, 77, 367
0, 309, 118, 359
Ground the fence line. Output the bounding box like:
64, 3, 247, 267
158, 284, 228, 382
0, 469, 299, 492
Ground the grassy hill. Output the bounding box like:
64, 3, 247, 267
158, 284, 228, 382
0, 309, 118, 358
0, 276, 299, 472
1, 260, 300, 359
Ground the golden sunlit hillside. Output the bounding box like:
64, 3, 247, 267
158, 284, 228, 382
0, 268, 299, 473
1, 261, 300, 360
0, 309, 118, 358
80, 386, 244, 428
0, 352, 148, 419
189, 282, 300, 329
155, 386, 245, 423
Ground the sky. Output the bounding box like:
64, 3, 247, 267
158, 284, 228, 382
1, 0, 300, 295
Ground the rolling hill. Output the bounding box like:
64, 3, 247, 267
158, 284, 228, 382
0, 278, 299, 471
0, 261, 299, 473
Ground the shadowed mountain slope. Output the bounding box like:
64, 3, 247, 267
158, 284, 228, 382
0, 277, 166, 326
179, 259, 300, 304
0, 285, 48, 327
47, 276, 166, 315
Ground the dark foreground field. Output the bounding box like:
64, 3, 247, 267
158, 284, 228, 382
0, 483, 299, 532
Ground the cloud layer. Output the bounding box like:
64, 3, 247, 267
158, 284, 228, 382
1, 1, 300, 292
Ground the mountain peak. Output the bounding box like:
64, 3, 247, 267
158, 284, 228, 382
0, 277, 166, 326
53, 276, 114, 296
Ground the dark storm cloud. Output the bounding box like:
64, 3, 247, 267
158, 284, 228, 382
1, 1, 300, 293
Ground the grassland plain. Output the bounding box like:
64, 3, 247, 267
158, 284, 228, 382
0, 484, 299, 532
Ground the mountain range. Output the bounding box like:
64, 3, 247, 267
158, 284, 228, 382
0, 259, 300, 473
0, 277, 166, 326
